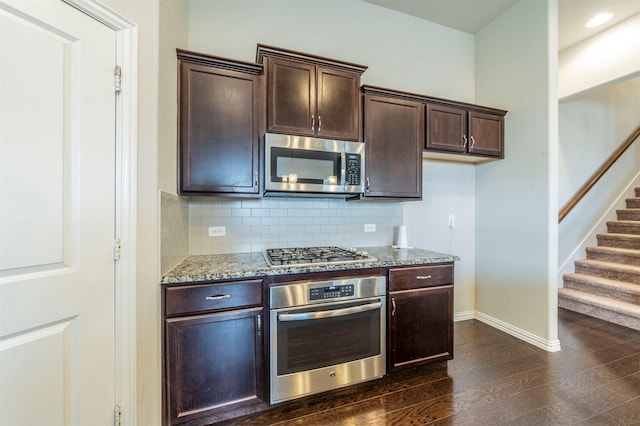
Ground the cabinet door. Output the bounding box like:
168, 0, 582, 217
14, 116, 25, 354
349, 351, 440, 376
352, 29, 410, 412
388, 286, 453, 371
469, 111, 504, 158
364, 94, 423, 199
179, 61, 260, 195
165, 308, 263, 425
316, 66, 360, 141
266, 57, 316, 137
425, 104, 467, 153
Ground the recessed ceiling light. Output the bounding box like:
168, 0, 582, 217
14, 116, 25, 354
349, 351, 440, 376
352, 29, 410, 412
585, 12, 613, 28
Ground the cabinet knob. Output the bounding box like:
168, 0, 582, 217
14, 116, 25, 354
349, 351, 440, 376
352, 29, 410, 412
462, 135, 468, 148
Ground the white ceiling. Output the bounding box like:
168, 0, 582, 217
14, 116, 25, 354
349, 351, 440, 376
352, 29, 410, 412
362, 0, 640, 51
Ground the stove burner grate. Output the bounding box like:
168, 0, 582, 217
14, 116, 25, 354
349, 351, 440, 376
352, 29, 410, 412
264, 246, 375, 267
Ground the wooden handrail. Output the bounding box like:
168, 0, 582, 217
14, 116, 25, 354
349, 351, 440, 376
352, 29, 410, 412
559, 124, 640, 223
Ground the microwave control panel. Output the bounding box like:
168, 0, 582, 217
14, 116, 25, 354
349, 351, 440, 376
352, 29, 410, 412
346, 154, 361, 185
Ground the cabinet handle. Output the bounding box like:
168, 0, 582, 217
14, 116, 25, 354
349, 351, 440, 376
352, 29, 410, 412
257, 314, 262, 337
205, 294, 231, 300
366, 177, 370, 192
462, 135, 468, 148
318, 115, 322, 132
254, 171, 258, 187
416, 275, 432, 280
391, 297, 396, 316
311, 114, 315, 131
470, 136, 475, 148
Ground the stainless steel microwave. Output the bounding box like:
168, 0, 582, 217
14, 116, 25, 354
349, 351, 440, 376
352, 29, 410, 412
264, 133, 364, 197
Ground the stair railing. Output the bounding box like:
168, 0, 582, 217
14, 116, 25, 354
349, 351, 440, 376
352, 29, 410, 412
559, 124, 640, 223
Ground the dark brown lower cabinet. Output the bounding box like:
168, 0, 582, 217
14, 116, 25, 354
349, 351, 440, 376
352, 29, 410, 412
163, 280, 263, 425
388, 265, 454, 371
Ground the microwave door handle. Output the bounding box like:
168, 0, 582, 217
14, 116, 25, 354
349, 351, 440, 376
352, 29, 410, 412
278, 301, 382, 322
340, 152, 346, 186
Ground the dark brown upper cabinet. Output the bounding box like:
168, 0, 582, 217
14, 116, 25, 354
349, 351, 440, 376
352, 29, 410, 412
177, 49, 263, 196
426, 101, 506, 162
361, 86, 423, 200
256, 45, 367, 142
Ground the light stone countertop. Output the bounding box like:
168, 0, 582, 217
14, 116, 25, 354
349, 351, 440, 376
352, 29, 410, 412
161, 246, 458, 285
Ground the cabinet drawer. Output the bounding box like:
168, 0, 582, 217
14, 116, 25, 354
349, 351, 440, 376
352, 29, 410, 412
389, 264, 453, 291
165, 279, 262, 316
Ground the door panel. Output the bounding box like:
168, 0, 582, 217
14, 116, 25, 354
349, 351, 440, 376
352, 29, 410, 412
426, 104, 467, 153
267, 57, 315, 136
469, 111, 504, 157
0, 1, 116, 424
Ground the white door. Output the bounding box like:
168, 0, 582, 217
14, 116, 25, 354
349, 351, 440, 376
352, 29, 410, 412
0, 0, 117, 424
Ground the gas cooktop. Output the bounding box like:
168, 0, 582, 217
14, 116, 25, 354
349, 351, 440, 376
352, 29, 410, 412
264, 246, 376, 268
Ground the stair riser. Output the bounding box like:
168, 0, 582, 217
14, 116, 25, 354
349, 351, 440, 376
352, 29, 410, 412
558, 298, 640, 331
617, 210, 640, 221
586, 251, 640, 267
574, 264, 640, 284
606, 222, 640, 235
563, 279, 640, 304
627, 198, 640, 208
597, 235, 640, 250
635, 188, 640, 197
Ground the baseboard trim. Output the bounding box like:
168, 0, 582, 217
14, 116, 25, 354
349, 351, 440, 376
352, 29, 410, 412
454, 311, 475, 322
473, 311, 562, 352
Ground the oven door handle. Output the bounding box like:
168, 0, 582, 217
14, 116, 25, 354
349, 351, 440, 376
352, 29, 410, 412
278, 301, 381, 322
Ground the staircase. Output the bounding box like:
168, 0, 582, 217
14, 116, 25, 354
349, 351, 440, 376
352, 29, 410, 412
559, 187, 640, 331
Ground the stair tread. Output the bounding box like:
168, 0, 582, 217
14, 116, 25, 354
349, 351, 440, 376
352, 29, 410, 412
574, 258, 640, 272
597, 233, 640, 240
586, 245, 640, 256
563, 273, 640, 294
558, 288, 640, 316
607, 220, 640, 224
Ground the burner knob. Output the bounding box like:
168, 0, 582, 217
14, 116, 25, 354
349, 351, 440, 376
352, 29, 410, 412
347, 247, 357, 253
357, 251, 368, 258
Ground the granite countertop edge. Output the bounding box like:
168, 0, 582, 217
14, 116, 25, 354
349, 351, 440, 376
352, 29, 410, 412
161, 246, 459, 285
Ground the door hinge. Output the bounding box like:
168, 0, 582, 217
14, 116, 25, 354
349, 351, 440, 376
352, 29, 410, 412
114, 66, 122, 94
114, 238, 121, 261
113, 404, 122, 426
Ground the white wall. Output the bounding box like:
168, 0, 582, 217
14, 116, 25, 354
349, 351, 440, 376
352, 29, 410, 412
558, 77, 640, 278
474, 0, 559, 348
559, 12, 640, 100
187, 0, 475, 101
404, 160, 476, 317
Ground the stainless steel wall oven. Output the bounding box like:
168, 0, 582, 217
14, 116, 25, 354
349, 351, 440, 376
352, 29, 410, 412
269, 275, 386, 404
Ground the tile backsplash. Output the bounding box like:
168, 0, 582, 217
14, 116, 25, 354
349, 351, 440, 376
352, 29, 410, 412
160, 191, 189, 274
188, 198, 403, 254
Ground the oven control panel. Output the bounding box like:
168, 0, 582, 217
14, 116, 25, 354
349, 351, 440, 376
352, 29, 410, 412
309, 284, 355, 300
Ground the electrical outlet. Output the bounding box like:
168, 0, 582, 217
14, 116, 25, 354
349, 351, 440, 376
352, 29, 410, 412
448, 215, 455, 229
364, 223, 376, 233
208, 226, 226, 237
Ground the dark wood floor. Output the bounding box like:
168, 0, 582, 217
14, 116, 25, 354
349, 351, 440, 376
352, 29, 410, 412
223, 308, 640, 425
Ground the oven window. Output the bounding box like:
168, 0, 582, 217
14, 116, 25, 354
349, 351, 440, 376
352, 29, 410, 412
276, 302, 381, 375
271, 147, 340, 184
